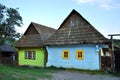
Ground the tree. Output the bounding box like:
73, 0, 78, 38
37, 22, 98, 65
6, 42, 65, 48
0, 4, 22, 46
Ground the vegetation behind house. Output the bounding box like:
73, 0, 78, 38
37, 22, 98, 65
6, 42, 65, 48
114, 39, 120, 47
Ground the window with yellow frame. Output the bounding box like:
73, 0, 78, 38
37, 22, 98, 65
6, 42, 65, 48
62, 50, 70, 59
76, 50, 84, 60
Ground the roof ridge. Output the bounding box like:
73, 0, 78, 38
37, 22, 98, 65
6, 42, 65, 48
31, 22, 55, 30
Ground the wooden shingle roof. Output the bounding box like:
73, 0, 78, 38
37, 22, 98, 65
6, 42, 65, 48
15, 22, 56, 47
0, 45, 16, 52
45, 10, 109, 45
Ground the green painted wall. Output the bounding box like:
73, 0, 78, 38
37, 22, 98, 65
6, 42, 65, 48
18, 47, 45, 67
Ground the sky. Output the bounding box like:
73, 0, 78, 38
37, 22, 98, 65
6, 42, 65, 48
1, 0, 120, 39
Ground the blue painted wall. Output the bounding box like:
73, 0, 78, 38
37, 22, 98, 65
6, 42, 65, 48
46, 44, 108, 70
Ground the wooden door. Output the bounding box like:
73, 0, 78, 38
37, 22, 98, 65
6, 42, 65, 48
114, 48, 120, 72
100, 48, 111, 71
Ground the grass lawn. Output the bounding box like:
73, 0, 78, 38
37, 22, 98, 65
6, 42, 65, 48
0, 64, 55, 80
0, 65, 119, 80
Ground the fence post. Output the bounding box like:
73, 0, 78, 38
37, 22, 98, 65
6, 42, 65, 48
108, 34, 120, 72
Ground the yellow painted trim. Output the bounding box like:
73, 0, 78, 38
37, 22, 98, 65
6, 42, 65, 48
62, 50, 70, 59
76, 50, 84, 60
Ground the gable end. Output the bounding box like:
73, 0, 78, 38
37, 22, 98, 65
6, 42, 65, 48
24, 23, 39, 35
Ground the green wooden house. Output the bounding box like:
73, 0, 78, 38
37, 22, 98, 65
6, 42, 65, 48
15, 22, 56, 67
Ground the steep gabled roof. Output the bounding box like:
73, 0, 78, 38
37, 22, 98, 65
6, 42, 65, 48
58, 9, 90, 29
45, 9, 109, 45
32, 22, 56, 40
15, 22, 56, 47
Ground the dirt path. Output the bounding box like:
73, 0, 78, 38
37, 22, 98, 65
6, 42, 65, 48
42, 71, 120, 80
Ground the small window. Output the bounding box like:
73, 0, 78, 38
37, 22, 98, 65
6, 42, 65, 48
25, 51, 35, 60
62, 50, 70, 59
76, 50, 84, 60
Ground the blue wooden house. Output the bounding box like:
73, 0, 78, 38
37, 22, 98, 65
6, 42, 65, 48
45, 9, 110, 70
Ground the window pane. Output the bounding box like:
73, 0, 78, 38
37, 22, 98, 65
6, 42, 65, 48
62, 50, 70, 59
64, 52, 68, 57
25, 51, 29, 59
76, 50, 84, 60
28, 51, 31, 59
31, 51, 35, 60
78, 52, 82, 58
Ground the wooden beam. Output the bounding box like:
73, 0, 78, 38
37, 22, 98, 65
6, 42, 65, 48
108, 34, 120, 72
108, 34, 120, 36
